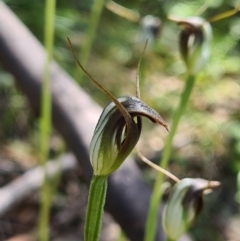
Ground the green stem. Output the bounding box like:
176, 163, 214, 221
237, 171, 240, 212
38, 0, 56, 240
144, 74, 196, 241
74, 0, 105, 83
84, 175, 108, 241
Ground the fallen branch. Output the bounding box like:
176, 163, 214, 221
0, 154, 77, 216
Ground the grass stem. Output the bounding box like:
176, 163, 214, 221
74, 0, 105, 84
38, 0, 56, 240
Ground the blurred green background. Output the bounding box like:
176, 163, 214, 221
0, 0, 240, 240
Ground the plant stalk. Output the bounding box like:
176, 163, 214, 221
144, 74, 196, 241
84, 175, 108, 241
38, 0, 56, 240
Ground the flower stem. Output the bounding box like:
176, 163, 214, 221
84, 175, 108, 241
144, 74, 196, 241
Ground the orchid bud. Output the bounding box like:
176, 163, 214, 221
90, 96, 168, 176
163, 178, 220, 240
172, 16, 212, 75
139, 15, 162, 46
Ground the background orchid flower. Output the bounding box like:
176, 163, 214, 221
163, 178, 220, 241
